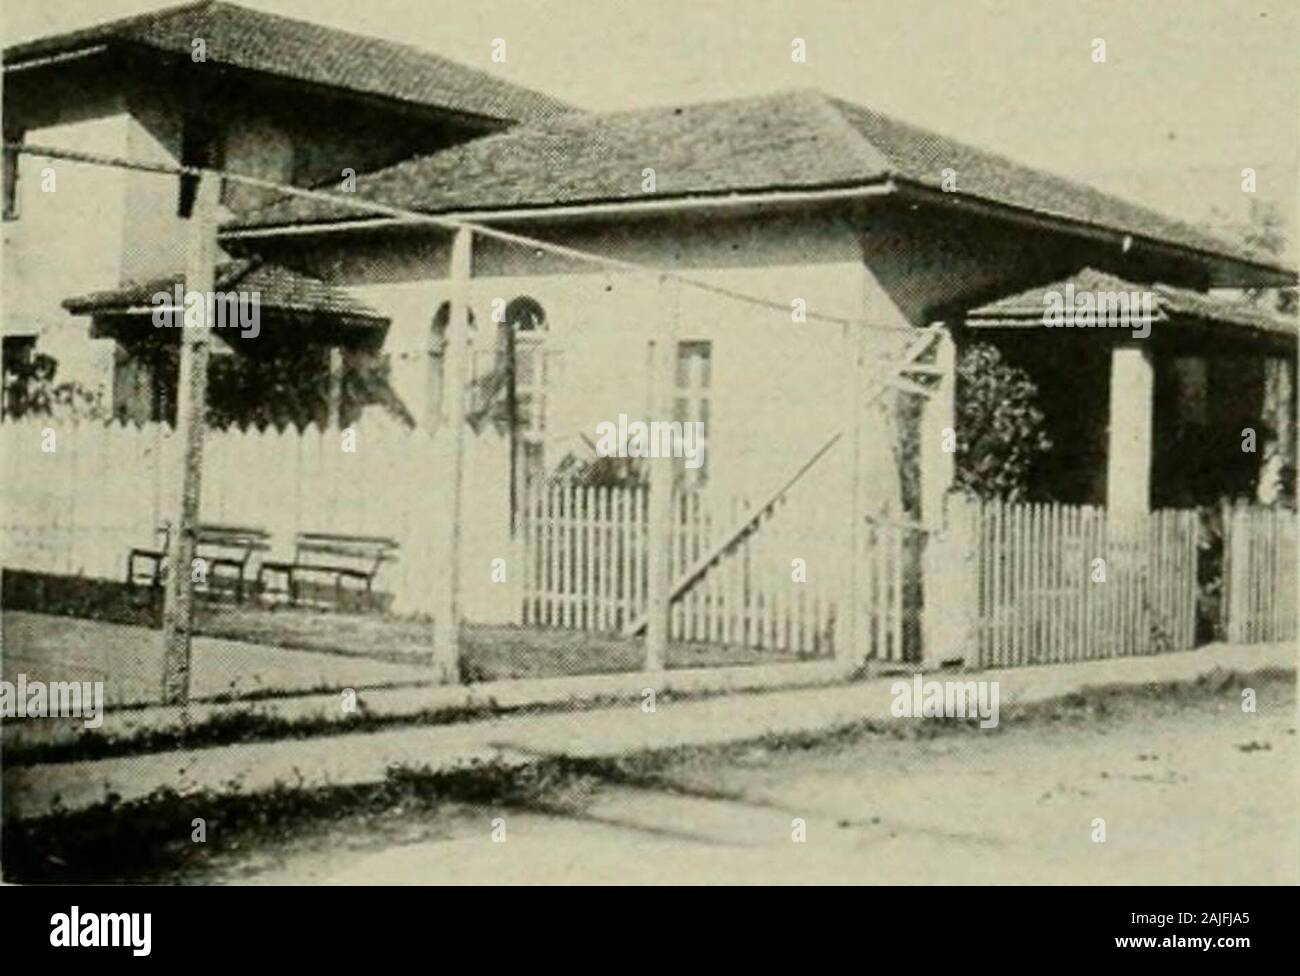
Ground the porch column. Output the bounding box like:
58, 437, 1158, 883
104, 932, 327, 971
1106, 342, 1154, 521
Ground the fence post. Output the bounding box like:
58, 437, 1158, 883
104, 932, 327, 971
160, 172, 219, 706
643, 274, 678, 671
430, 227, 472, 684
923, 491, 977, 668
1221, 501, 1245, 644
919, 327, 962, 669
919, 326, 956, 525
837, 317, 869, 671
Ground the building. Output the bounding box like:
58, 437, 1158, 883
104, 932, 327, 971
2, 0, 572, 420
3, 6, 1296, 630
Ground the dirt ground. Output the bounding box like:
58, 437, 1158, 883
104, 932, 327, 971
192, 671, 1296, 885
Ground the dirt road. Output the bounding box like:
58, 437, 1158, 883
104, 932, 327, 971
204, 671, 1295, 885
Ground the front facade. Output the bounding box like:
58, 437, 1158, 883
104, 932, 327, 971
3, 5, 1296, 627
223, 89, 1296, 543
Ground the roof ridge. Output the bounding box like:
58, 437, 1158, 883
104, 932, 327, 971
805, 90, 897, 178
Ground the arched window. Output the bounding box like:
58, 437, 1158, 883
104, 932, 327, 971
505, 296, 546, 333
503, 296, 547, 447
503, 296, 548, 524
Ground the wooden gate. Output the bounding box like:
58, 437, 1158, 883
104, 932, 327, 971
519, 481, 844, 655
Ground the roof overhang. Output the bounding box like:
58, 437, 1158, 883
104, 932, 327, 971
223, 178, 1296, 290
64, 259, 390, 340
221, 180, 901, 241
892, 180, 1296, 289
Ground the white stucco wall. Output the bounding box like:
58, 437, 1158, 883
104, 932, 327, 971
3, 107, 131, 398
325, 212, 920, 625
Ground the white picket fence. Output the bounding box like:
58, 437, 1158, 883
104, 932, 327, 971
1222, 502, 1298, 644
0, 418, 440, 607
968, 499, 1200, 667
13, 420, 1289, 667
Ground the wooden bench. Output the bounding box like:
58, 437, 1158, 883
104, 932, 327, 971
127, 523, 271, 602
257, 533, 399, 609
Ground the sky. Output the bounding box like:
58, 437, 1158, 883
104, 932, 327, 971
4, 0, 1297, 251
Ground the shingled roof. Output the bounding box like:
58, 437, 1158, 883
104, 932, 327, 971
63, 259, 388, 327
967, 267, 1298, 340
234, 89, 1289, 283
3, 0, 574, 124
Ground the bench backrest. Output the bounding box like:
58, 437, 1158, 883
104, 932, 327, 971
295, 533, 400, 577
155, 522, 270, 563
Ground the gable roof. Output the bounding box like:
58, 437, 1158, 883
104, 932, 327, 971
233, 89, 1292, 285
63, 258, 388, 327
2, 0, 574, 124
967, 267, 1298, 340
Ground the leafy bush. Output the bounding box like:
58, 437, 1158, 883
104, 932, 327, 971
2, 351, 109, 421
953, 343, 1052, 501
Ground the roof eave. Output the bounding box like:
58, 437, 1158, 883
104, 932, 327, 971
892, 179, 1297, 289
221, 180, 903, 241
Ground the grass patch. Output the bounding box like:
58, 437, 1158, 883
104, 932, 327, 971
4, 570, 816, 683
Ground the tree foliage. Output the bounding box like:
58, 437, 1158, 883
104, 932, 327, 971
952, 343, 1052, 501
2, 351, 109, 421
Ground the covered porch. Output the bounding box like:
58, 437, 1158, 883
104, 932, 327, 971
63, 258, 397, 428
963, 268, 1297, 516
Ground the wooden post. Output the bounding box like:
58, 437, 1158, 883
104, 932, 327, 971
160, 172, 220, 705
430, 227, 472, 683
327, 346, 344, 429
920, 327, 961, 667
643, 274, 678, 671
838, 317, 869, 671
919, 327, 956, 526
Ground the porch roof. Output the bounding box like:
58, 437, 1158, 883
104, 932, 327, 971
965, 267, 1298, 341
62, 259, 388, 330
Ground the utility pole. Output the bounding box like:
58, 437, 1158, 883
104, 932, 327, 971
431, 226, 472, 683
643, 274, 678, 671
161, 172, 220, 705
839, 317, 869, 672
